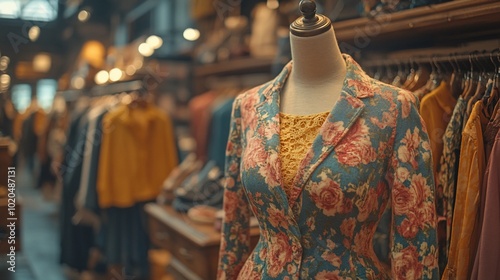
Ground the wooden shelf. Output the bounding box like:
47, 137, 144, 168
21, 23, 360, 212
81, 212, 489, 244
145, 203, 260, 247
194, 57, 274, 77
333, 0, 500, 44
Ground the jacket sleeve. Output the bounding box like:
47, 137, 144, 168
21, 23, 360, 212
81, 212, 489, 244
387, 92, 439, 280
217, 97, 252, 280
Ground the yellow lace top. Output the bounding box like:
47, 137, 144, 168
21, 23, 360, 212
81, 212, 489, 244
280, 111, 329, 199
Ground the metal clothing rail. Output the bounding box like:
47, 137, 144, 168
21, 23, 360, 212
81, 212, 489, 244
89, 80, 145, 97
362, 49, 500, 68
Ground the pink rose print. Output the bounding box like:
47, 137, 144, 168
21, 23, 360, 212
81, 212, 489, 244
353, 226, 373, 257
268, 204, 287, 229
310, 179, 344, 216
258, 150, 281, 187
348, 79, 374, 98
397, 92, 416, 119
321, 251, 342, 267
397, 127, 422, 169
393, 246, 424, 280
315, 270, 343, 280
393, 183, 413, 216
321, 121, 345, 146
336, 119, 377, 166
241, 90, 259, 130
244, 136, 267, 170
398, 215, 420, 239
223, 191, 239, 222
267, 232, 293, 277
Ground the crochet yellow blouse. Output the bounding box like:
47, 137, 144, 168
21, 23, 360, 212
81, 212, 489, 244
280, 111, 329, 199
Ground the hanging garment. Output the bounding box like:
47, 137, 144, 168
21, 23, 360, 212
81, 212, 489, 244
208, 98, 235, 170
443, 100, 489, 280
471, 127, 500, 280
217, 54, 439, 280
189, 91, 219, 162
97, 104, 178, 208
75, 105, 109, 210
420, 81, 457, 181
436, 96, 468, 272
101, 201, 151, 279
59, 107, 94, 271
73, 105, 110, 228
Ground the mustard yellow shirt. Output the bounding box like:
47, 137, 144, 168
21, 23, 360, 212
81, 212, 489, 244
97, 104, 178, 208
280, 111, 329, 199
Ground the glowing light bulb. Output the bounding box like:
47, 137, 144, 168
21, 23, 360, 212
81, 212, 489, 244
95, 70, 109, 85
138, 43, 154, 57
109, 68, 123, 82
146, 35, 163, 49
183, 28, 200, 41
78, 10, 90, 22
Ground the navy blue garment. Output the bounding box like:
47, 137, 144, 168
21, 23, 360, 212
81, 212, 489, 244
83, 109, 109, 213
59, 108, 94, 272
20, 111, 37, 171
101, 202, 151, 279
207, 98, 235, 171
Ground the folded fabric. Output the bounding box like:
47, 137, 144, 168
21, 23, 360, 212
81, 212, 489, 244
173, 161, 224, 212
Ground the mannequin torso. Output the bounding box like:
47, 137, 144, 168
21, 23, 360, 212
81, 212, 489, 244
280, 26, 347, 115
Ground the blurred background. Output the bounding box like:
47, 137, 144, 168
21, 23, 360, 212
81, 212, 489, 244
0, 0, 499, 280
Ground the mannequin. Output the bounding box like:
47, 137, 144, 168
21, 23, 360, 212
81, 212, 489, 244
280, 1, 347, 115
217, 1, 439, 279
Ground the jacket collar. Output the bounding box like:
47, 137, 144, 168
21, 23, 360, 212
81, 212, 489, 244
254, 54, 371, 211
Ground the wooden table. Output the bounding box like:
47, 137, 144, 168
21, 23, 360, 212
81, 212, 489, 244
145, 204, 260, 280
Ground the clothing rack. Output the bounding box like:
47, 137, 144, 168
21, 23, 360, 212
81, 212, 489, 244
89, 79, 145, 97
362, 48, 500, 68
56, 89, 83, 102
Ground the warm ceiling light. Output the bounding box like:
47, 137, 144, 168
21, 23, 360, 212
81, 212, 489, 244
183, 28, 200, 41
0, 56, 10, 71
109, 68, 123, 82
0, 74, 10, 86
78, 10, 90, 22
146, 35, 163, 50
125, 65, 137, 76
138, 43, 154, 57
28, 26, 40, 42
33, 53, 51, 73
267, 0, 279, 10
94, 70, 109, 85
72, 76, 85, 89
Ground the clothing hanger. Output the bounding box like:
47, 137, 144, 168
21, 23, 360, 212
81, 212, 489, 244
383, 62, 396, 84
463, 52, 478, 99
403, 58, 417, 90
448, 53, 463, 99
373, 64, 384, 81
483, 49, 500, 116
392, 59, 406, 87
408, 61, 430, 92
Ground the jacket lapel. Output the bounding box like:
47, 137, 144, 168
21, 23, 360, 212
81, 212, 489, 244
253, 63, 293, 212
288, 92, 365, 208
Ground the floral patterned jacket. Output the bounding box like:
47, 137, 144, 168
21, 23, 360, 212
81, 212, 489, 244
217, 55, 439, 280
